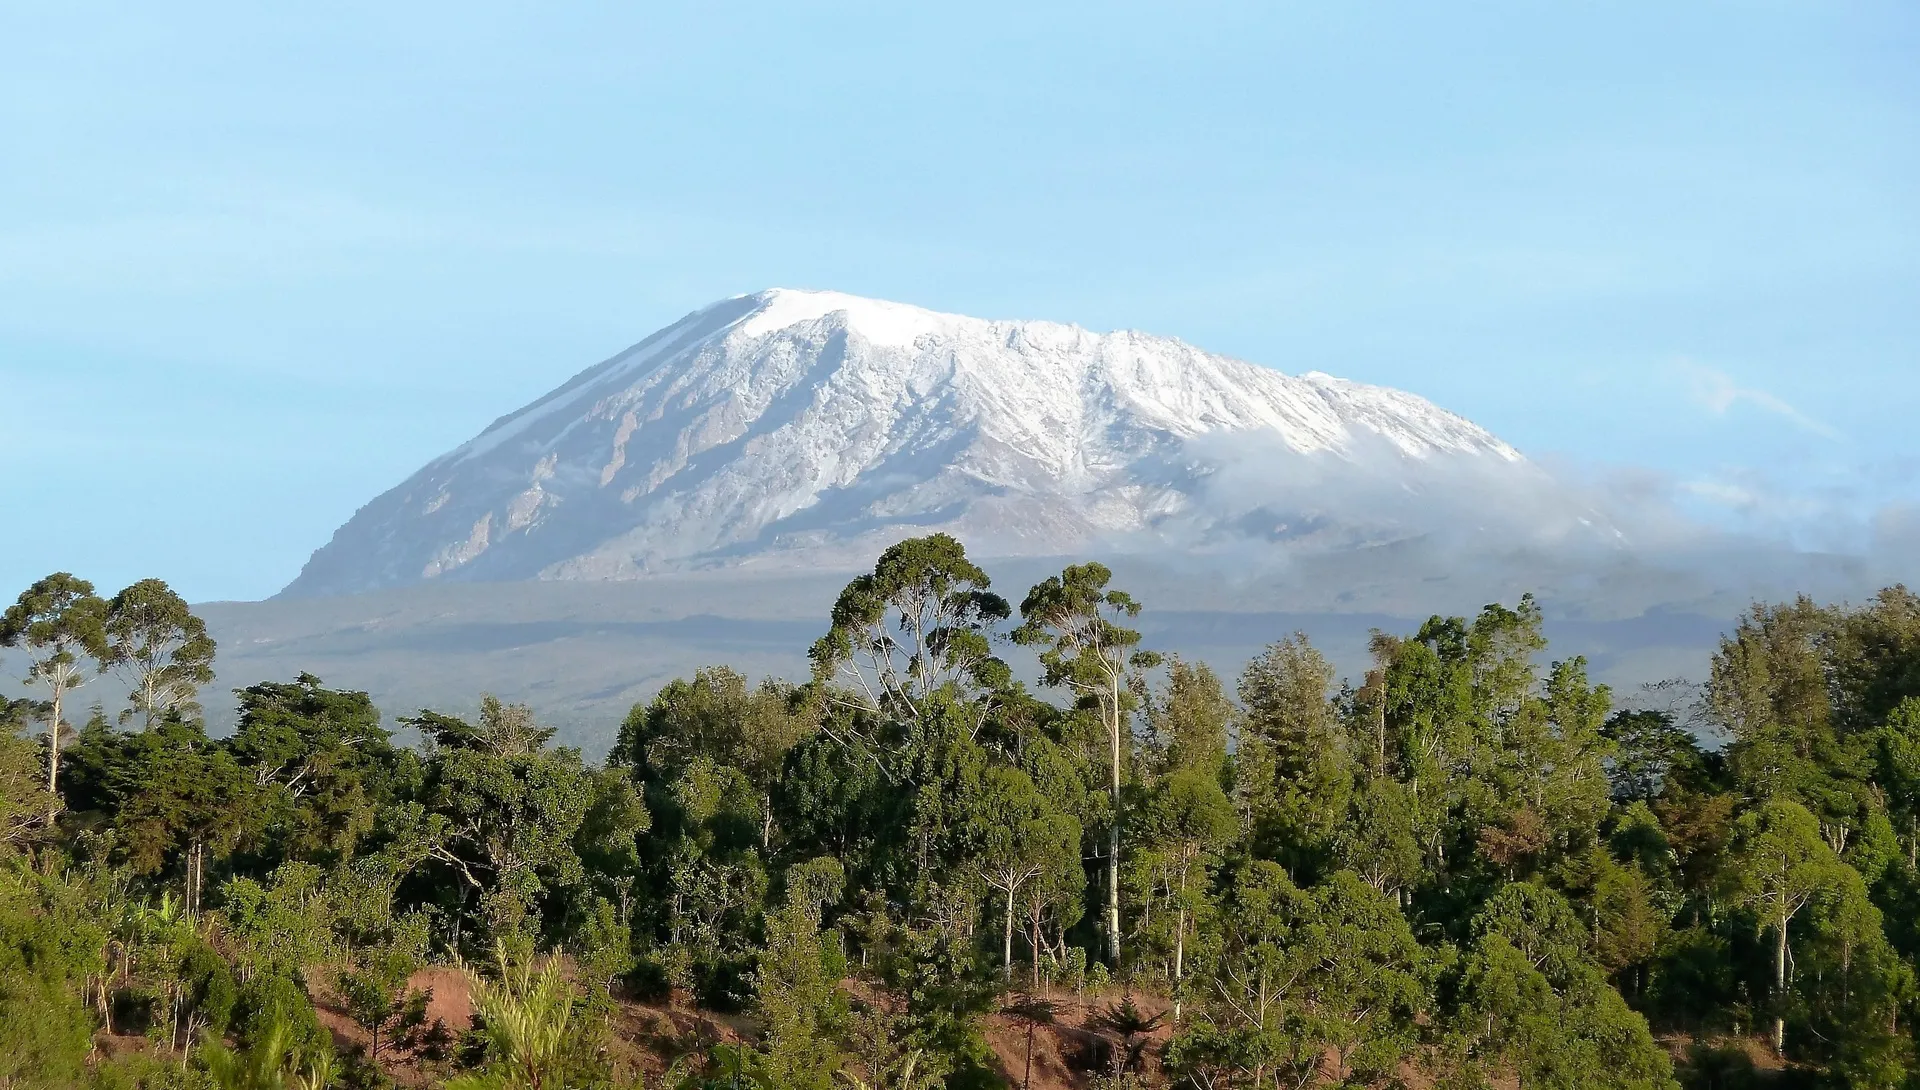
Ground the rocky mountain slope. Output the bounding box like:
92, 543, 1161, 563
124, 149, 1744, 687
283, 289, 1600, 598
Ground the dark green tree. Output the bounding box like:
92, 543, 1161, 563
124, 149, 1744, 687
1134, 767, 1234, 1018
230, 673, 399, 866
616, 667, 811, 849
114, 716, 256, 916
414, 697, 595, 951
0, 725, 55, 854
1603, 709, 1696, 803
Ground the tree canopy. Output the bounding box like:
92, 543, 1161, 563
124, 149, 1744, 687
6, 557, 1920, 1089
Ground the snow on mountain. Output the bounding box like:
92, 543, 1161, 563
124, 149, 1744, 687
281, 289, 1600, 598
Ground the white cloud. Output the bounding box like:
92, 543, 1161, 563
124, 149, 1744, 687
1680, 478, 1761, 511
1679, 360, 1843, 443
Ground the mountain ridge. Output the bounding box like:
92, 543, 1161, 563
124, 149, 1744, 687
281, 288, 1584, 599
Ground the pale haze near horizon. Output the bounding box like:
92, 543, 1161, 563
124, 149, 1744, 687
1, 3, 1914, 602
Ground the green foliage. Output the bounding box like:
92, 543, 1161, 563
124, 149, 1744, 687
1174, 862, 1431, 1085
0, 725, 57, 853
446, 949, 581, 1090
1604, 709, 1697, 802
3, 992, 92, 1085
1146, 657, 1234, 781
338, 910, 431, 1059
1, 573, 111, 685
222, 863, 342, 977
200, 1013, 335, 1090
2, 571, 111, 822
0, 927, 97, 1086
808, 532, 1012, 716
414, 697, 596, 950
7, 560, 1920, 1090
1452, 932, 1675, 1089
1725, 799, 1857, 1055
753, 858, 850, 1090
230, 674, 396, 866
232, 974, 332, 1062
1236, 634, 1352, 869
617, 668, 812, 799
1014, 560, 1157, 968
115, 717, 256, 915
105, 578, 216, 729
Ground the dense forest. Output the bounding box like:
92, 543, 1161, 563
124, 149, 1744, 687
4, 534, 1919, 1089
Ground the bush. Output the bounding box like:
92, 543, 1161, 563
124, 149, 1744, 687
233, 974, 331, 1062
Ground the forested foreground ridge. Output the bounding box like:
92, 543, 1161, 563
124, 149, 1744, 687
4, 537, 1920, 1089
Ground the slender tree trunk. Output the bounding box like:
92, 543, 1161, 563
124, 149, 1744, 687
1005, 886, 1017, 984
1774, 907, 1789, 1055
1173, 902, 1186, 1024
1376, 700, 1386, 778
1029, 900, 1044, 991
1107, 675, 1123, 968
185, 841, 205, 919
46, 682, 65, 824
1023, 1022, 1036, 1090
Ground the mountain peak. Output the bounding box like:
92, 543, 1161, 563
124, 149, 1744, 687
280, 290, 1568, 598
731, 288, 961, 349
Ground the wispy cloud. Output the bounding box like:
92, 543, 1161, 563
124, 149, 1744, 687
1679, 360, 1843, 443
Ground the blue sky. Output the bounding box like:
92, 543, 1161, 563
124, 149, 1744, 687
2, 2, 1915, 602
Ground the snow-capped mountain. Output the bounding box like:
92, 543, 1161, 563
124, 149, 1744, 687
282, 289, 1600, 598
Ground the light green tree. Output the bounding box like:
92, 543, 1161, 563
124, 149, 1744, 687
1290, 871, 1430, 1083
0, 727, 56, 854
447, 949, 580, 1090
1, 573, 110, 821
973, 766, 1081, 983
201, 1015, 335, 1090
808, 534, 1011, 745
1237, 635, 1352, 861
1453, 933, 1675, 1090
1337, 777, 1424, 900
755, 857, 850, 1090
1146, 657, 1235, 780
1136, 767, 1234, 1019
1014, 562, 1159, 967
1725, 798, 1854, 1056
337, 910, 432, 1061
105, 577, 216, 729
